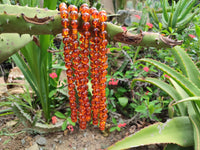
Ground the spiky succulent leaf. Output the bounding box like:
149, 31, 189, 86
108, 117, 194, 150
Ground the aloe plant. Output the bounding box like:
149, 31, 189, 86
148, 0, 199, 33
108, 46, 200, 150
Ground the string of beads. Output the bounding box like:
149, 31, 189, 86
59, 2, 108, 130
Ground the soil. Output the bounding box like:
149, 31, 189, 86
0, 113, 164, 150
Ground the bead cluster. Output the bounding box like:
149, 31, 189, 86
59, 3, 108, 130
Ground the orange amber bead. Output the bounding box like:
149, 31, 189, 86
73, 56, 81, 64
81, 57, 89, 64
65, 61, 72, 69
100, 31, 107, 39
99, 47, 107, 55
68, 90, 76, 96
60, 10, 68, 19
92, 19, 99, 27
62, 28, 70, 37
99, 10, 107, 15
80, 6, 89, 14
100, 22, 107, 30
102, 39, 108, 47
64, 54, 71, 61
61, 18, 69, 28
82, 13, 90, 22
89, 7, 97, 14
67, 76, 74, 84
68, 5, 78, 12
70, 11, 78, 20
93, 118, 98, 125
92, 10, 99, 18
63, 37, 71, 45
66, 69, 73, 77
72, 40, 79, 49
79, 36, 85, 42
81, 49, 89, 57
83, 22, 91, 30
72, 49, 80, 57
93, 28, 99, 36
100, 55, 108, 62
59, 3, 67, 11
68, 83, 75, 90
71, 34, 78, 40
99, 13, 107, 22
71, 20, 78, 28
72, 29, 78, 34
80, 3, 88, 9
84, 31, 91, 38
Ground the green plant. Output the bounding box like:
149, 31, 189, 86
54, 111, 75, 131
108, 46, 200, 149
148, 0, 199, 33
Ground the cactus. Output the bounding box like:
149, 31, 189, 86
0, 33, 32, 63
0, 4, 182, 51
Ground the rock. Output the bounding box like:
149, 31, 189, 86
26, 142, 39, 150
5, 120, 17, 128
7, 67, 24, 88
36, 136, 47, 146
0, 77, 7, 98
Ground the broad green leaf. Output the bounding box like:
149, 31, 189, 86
55, 111, 66, 119
172, 46, 200, 89
108, 117, 194, 150
118, 97, 128, 107
138, 58, 200, 96
62, 120, 68, 131
195, 25, 200, 38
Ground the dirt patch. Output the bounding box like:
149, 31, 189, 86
0, 115, 164, 150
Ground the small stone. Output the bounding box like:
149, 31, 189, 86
5, 120, 17, 128
26, 142, 39, 150
21, 138, 26, 145
36, 137, 47, 146
53, 138, 59, 143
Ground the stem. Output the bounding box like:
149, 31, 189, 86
133, 46, 142, 63
0, 4, 183, 48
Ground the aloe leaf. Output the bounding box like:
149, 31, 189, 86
188, 102, 200, 150
178, 0, 198, 22
172, 46, 200, 89
0, 34, 33, 63
132, 77, 186, 115
162, 0, 169, 22
138, 58, 200, 96
108, 117, 194, 150
173, 97, 200, 106
171, 0, 182, 28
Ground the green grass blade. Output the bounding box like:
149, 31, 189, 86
108, 117, 194, 150
138, 58, 200, 96
171, 0, 182, 28
161, 0, 169, 22
172, 46, 200, 88
132, 77, 186, 115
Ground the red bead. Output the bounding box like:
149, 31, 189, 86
69, 95, 76, 102
82, 64, 89, 71
99, 47, 107, 55
72, 40, 79, 49
82, 13, 90, 22
100, 31, 107, 39
71, 34, 78, 40
68, 90, 76, 96
80, 6, 89, 14
79, 36, 85, 42
100, 55, 108, 62
70, 11, 78, 20
71, 20, 78, 28
99, 10, 107, 15
72, 29, 78, 34
80, 3, 88, 9
102, 39, 108, 47
102, 62, 108, 69
93, 28, 99, 36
